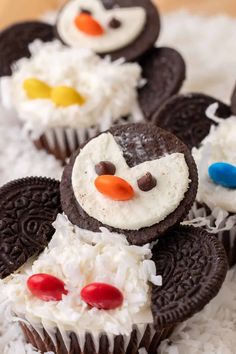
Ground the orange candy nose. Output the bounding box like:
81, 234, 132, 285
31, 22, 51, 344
74, 13, 104, 36
95, 175, 134, 201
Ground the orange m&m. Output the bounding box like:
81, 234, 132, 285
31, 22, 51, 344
74, 13, 104, 36
95, 175, 134, 201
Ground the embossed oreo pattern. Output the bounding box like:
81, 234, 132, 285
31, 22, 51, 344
151, 225, 228, 328
138, 47, 186, 120
152, 93, 231, 148
0, 177, 61, 278
0, 21, 54, 77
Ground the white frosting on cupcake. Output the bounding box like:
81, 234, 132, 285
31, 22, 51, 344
3, 214, 161, 336
57, 0, 146, 53
0, 40, 143, 139
193, 104, 236, 213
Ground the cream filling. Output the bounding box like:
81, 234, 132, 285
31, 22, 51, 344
193, 104, 236, 213
3, 214, 161, 336
72, 132, 190, 230
57, 0, 146, 53
0, 40, 143, 138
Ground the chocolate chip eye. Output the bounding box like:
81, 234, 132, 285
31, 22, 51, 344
79, 7, 92, 15
137, 173, 157, 192
95, 161, 116, 176
108, 17, 122, 29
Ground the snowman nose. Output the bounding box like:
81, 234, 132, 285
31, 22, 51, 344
74, 13, 104, 36
95, 175, 134, 201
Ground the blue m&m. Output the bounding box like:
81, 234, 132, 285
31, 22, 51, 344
208, 162, 236, 189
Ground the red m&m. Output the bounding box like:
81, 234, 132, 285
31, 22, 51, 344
81, 282, 123, 310
27, 273, 68, 302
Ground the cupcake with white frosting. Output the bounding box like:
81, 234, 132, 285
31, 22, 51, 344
189, 103, 236, 266
0, 125, 227, 354
5, 214, 164, 353
0, 40, 143, 162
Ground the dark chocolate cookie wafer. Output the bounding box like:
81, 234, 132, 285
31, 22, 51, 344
152, 93, 231, 148
55, 0, 160, 62
138, 47, 186, 120
0, 21, 54, 77
230, 83, 236, 115
0, 177, 61, 278
61, 123, 198, 245
151, 225, 227, 328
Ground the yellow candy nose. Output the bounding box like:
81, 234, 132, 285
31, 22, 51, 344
23, 78, 51, 99
51, 86, 85, 107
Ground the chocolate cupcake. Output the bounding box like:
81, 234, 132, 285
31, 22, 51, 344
0, 40, 144, 162
0, 0, 186, 162
153, 93, 236, 267
0, 125, 227, 353
0, 42, 186, 163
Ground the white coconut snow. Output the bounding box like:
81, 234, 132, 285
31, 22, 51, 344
1, 9, 236, 354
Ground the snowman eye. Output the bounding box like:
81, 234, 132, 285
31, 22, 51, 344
137, 173, 157, 192
95, 161, 116, 176
79, 7, 92, 15
108, 17, 122, 29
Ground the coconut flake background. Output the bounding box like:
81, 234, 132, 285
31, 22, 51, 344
1, 11, 236, 354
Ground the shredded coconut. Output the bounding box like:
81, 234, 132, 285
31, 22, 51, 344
192, 104, 236, 213
4, 214, 160, 337
0, 40, 143, 138
1, 9, 236, 354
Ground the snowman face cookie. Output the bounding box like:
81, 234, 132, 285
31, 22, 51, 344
56, 0, 146, 53
72, 132, 190, 230
61, 123, 198, 245
56, 0, 160, 61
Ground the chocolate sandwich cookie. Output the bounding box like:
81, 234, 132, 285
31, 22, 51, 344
138, 47, 186, 120
152, 225, 227, 328
61, 123, 198, 245
0, 177, 61, 278
152, 93, 231, 148
0, 21, 54, 77
55, 0, 160, 61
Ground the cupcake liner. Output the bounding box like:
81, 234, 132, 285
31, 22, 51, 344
20, 321, 174, 354
33, 114, 142, 163
184, 202, 236, 267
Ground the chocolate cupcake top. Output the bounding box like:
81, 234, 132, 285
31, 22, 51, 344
55, 0, 160, 61
61, 123, 198, 245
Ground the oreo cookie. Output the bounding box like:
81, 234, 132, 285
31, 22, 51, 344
55, 0, 160, 62
152, 93, 231, 148
151, 225, 227, 328
60, 123, 198, 245
0, 177, 61, 278
138, 47, 186, 120
0, 21, 54, 77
